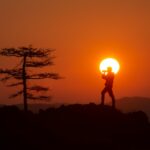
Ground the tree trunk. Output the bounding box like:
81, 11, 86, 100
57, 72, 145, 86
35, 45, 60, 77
23, 55, 28, 112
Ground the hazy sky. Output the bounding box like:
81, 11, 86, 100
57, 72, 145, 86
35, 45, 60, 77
0, 0, 150, 104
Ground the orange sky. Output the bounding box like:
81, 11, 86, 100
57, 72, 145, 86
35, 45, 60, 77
0, 0, 150, 104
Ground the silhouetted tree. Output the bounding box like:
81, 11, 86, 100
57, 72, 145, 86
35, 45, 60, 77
0, 45, 60, 112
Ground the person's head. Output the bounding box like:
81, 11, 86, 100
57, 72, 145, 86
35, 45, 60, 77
107, 66, 112, 72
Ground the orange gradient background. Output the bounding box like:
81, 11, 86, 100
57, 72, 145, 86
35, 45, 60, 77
0, 0, 150, 104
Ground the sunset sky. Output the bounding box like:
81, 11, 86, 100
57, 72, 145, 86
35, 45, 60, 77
0, 0, 150, 104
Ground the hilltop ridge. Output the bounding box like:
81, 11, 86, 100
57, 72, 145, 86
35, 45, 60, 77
0, 103, 150, 149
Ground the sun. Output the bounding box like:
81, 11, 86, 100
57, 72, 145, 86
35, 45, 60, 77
99, 58, 120, 74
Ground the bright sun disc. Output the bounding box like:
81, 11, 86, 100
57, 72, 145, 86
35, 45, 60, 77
99, 58, 120, 74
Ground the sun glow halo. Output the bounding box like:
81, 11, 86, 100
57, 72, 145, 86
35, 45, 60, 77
100, 58, 120, 74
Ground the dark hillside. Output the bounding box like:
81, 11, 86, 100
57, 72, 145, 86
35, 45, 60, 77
117, 97, 150, 119
0, 104, 149, 150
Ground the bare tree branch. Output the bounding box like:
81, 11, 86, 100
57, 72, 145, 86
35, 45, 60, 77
28, 86, 49, 92
7, 82, 23, 87
26, 58, 54, 68
0, 69, 23, 80
0, 46, 55, 58
0, 76, 12, 82
27, 93, 51, 100
27, 73, 61, 80
9, 90, 23, 98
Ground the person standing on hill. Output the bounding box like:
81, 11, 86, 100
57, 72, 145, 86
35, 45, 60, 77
101, 66, 115, 108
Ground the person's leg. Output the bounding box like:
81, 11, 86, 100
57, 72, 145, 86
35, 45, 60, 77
108, 88, 115, 108
101, 87, 107, 106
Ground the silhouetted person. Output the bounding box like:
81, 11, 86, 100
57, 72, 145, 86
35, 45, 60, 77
101, 67, 115, 108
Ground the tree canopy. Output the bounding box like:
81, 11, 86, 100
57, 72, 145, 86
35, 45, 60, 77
0, 45, 61, 112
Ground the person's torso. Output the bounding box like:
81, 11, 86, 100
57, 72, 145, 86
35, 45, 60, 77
105, 72, 114, 88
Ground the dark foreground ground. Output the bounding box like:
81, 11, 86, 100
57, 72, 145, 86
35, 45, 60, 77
0, 103, 150, 150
